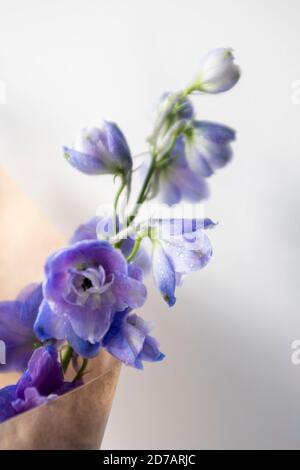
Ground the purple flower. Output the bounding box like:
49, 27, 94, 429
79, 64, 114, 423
0, 346, 80, 423
150, 218, 216, 306
149, 135, 209, 205
148, 120, 235, 206
185, 121, 236, 176
34, 240, 147, 358
0, 284, 42, 372
103, 311, 164, 369
70, 216, 151, 275
63, 121, 132, 178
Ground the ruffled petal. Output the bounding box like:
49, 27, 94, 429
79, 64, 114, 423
112, 273, 147, 310
44, 240, 128, 306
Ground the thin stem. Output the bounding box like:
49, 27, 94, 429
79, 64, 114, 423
181, 85, 196, 98
61, 345, 73, 374
113, 176, 126, 235
126, 237, 143, 262
132, 151, 149, 158
72, 358, 89, 383
127, 155, 157, 225
114, 91, 190, 249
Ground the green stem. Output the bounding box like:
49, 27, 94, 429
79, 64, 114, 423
181, 84, 196, 98
113, 176, 126, 235
115, 91, 191, 249
127, 156, 157, 226
61, 345, 73, 374
126, 237, 143, 262
72, 358, 89, 383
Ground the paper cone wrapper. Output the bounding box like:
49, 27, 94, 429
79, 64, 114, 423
0, 168, 121, 449
0, 350, 121, 450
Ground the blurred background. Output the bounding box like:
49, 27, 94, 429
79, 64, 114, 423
1, 0, 300, 449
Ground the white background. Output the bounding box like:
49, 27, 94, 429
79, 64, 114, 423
1, 0, 300, 449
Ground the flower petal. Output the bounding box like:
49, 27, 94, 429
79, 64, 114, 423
195, 121, 236, 144
12, 387, 57, 414
0, 301, 36, 372
0, 385, 17, 423
44, 240, 128, 306
67, 302, 113, 344
196, 48, 241, 94
104, 121, 132, 171
16, 346, 63, 399
139, 335, 165, 363
152, 243, 176, 306
34, 300, 67, 341
163, 231, 213, 274
66, 323, 101, 358
63, 146, 110, 175
69, 217, 100, 244
112, 273, 147, 310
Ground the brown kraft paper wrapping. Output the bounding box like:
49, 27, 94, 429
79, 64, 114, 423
0, 167, 121, 449
0, 351, 121, 450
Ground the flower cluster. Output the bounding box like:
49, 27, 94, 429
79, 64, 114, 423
0, 48, 240, 422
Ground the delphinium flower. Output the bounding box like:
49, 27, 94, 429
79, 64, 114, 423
140, 50, 239, 206
63, 121, 132, 190
0, 283, 43, 372
188, 48, 240, 94
142, 134, 210, 206
0, 345, 80, 423
103, 311, 164, 369
135, 218, 216, 306
184, 121, 236, 177
34, 240, 147, 358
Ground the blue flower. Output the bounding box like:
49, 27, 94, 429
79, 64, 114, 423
150, 135, 210, 205
34, 240, 147, 358
150, 218, 216, 306
0, 345, 80, 423
103, 310, 164, 369
0, 284, 42, 372
185, 121, 236, 176
63, 121, 132, 178
191, 48, 241, 94
142, 121, 235, 206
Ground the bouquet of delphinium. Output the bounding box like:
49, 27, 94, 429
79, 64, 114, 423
0, 49, 240, 447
